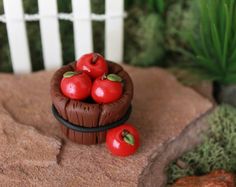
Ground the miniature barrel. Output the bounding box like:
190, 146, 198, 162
50, 61, 133, 145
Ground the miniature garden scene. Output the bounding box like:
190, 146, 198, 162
0, 0, 235, 186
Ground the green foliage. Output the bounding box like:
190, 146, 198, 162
91, 0, 105, 56
185, 0, 236, 84
124, 0, 168, 67
124, 11, 165, 66
124, 0, 200, 67
165, 0, 198, 51
0, 23, 12, 72
57, 0, 76, 65
125, 0, 165, 14
22, 0, 45, 71
167, 105, 236, 184
0, 1, 12, 72
146, 0, 165, 14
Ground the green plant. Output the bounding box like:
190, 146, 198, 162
165, 0, 198, 51
124, 11, 165, 66
124, 0, 200, 67
0, 1, 12, 72
146, 0, 165, 14
125, 0, 165, 14
91, 0, 105, 56
167, 105, 236, 184
124, 0, 168, 66
185, 0, 236, 84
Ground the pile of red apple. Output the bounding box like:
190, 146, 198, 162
61, 53, 123, 104
60, 53, 140, 157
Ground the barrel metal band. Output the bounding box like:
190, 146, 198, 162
52, 104, 132, 133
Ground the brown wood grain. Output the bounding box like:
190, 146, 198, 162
50, 63, 74, 120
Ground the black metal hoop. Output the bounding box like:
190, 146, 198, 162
52, 104, 132, 133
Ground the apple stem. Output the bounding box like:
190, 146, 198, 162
77, 70, 83, 75
101, 74, 107, 80
122, 130, 135, 146
91, 53, 98, 64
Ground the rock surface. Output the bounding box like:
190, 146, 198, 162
172, 170, 235, 187
0, 65, 212, 186
139, 108, 214, 187
190, 81, 215, 104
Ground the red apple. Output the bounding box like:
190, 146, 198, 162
91, 74, 123, 104
106, 124, 140, 157
76, 53, 108, 79
60, 71, 92, 100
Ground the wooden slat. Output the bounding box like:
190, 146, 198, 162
38, 0, 62, 70
105, 0, 124, 63
72, 0, 93, 59
3, 0, 31, 73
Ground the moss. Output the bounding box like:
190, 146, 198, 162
167, 105, 236, 184
124, 10, 165, 66
165, 0, 199, 51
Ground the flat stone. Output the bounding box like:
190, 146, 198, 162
190, 81, 215, 104
0, 65, 212, 186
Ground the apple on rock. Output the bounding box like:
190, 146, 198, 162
91, 74, 123, 104
60, 71, 92, 100
106, 124, 140, 157
76, 53, 108, 79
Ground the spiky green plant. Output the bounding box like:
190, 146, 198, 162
185, 0, 236, 84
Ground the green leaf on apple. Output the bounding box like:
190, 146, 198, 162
107, 74, 122, 82
63, 71, 77, 78
123, 133, 135, 146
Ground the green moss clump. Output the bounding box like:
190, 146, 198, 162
124, 9, 165, 66
167, 105, 236, 184
165, 0, 199, 51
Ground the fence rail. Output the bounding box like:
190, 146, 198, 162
0, 0, 125, 74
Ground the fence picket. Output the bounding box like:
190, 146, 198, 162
1, 1, 125, 73
105, 0, 124, 63
72, 0, 93, 59
3, 0, 31, 73
38, 0, 62, 70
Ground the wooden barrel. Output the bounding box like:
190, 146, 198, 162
50, 61, 133, 145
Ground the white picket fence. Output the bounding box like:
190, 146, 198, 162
0, 0, 125, 73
